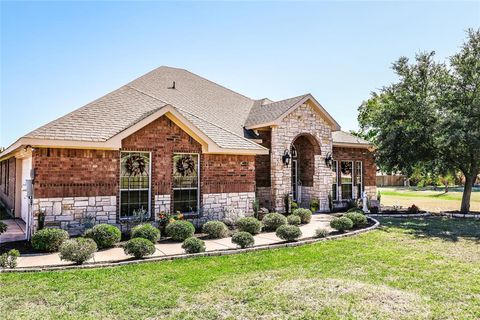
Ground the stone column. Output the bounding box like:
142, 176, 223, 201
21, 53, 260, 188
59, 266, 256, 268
270, 126, 291, 213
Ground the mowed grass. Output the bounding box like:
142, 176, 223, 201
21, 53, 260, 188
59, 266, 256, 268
379, 186, 480, 212
1, 217, 480, 319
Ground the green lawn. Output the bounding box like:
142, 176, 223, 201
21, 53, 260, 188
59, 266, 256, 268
1, 217, 479, 319
379, 186, 480, 212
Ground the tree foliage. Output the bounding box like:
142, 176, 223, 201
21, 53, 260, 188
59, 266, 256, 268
358, 29, 480, 213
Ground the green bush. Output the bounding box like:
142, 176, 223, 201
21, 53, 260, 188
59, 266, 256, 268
310, 198, 320, 212
0, 249, 20, 269
59, 238, 97, 264
293, 208, 312, 224
262, 212, 287, 231
286, 214, 301, 226
84, 224, 121, 249
291, 202, 298, 210
131, 224, 160, 243
165, 220, 195, 241
202, 221, 228, 239
231, 231, 255, 248
124, 238, 155, 258
31, 228, 69, 252
330, 217, 354, 232
344, 212, 368, 228
315, 228, 329, 238
0, 221, 7, 235
236, 217, 262, 235
346, 207, 363, 213
407, 204, 420, 214
275, 225, 302, 242
182, 237, 206, 254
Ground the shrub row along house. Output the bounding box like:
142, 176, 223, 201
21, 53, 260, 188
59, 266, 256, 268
0, 66, 376, 237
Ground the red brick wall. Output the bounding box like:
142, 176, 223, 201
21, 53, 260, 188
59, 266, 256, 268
203, 154, 255, 193
332, 146, 376, 186
121, 116, 202, 195
33, 148, 119, 198
0, 157, 16, 211
255, 130, 271, 188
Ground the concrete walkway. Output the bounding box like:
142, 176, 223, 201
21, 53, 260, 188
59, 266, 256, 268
0, 219, 26, 243
16, 214, 334, 269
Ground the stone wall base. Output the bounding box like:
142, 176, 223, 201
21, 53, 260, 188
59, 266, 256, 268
33, 196, 117, 235
256, 187, 271, 209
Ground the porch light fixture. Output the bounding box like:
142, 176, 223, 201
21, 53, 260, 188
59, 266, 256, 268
282, 149, 291, 166
324, 153, 333, 168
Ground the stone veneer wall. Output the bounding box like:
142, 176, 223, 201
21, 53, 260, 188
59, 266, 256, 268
256, 187, 271, 209
153, 194, 171, 217
270, 101, 334, 212
32, 196, 117, 235
202, 192, 255, 213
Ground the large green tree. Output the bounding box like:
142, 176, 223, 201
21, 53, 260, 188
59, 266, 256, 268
358, 29, 480, 213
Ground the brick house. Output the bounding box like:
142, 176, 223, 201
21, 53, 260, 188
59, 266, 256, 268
0, 66, 375, 237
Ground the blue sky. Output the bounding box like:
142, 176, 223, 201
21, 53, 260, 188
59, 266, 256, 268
1, 1, 478, 147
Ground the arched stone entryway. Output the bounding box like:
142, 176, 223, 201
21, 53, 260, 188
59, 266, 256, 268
291, 134, 321, 206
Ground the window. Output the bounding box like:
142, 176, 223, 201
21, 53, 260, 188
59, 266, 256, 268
172, 153, 199, 214
340, 161, 353, 200
120, 152, 151, 219
355, 161, 363, 199
332, 160, 338, 201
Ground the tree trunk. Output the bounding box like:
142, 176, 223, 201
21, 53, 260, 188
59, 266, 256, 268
460, 174, 474, 214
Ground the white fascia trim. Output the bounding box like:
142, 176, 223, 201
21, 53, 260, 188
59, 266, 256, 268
333, 142, 374, 150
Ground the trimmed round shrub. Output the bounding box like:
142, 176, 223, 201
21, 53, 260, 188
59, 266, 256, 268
286, 214, 301, 226
293, 208, 312, 224
202, 221, 228, 239
330, 217, 354, 232
59, 237, 97, 264
291, 202, 299, 210
84, 224, 121, 249
346, 207, 363, 213
31, 228, 69, 252
131, 224, 160, 243
236, 217, 262, 235
124, 238, 155, 258
231, 231, 255, 248
407, 204, 420, 214
182, 237, 206, 254
262, 212, 287, 231
344, 212, 368, 228
315, 228, 329, 238
275, 225, 302, 242
165, 220, 195, 241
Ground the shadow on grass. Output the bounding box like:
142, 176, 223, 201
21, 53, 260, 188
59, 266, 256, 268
377, 217, 480, 243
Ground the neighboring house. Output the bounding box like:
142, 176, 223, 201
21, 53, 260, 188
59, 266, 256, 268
0, 66, 375, 236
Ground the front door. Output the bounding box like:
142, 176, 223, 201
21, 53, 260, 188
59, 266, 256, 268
291, 159, 299, 202
20, 157, 32, 223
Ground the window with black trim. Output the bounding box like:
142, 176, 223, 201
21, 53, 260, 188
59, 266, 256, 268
340, 161, 353, 200
332, 160, 338, 201
120, 152, 151, 219
172, 153, 199, 214
355, 161, 363, 199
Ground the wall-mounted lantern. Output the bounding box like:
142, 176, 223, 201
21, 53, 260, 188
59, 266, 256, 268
324, 152, 333, 168
282, 149, 291, 166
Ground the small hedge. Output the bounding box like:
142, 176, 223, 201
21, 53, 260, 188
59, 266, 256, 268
293, 208, 312, 224
315, 228, 329, 238
330, 217, 353, 232
344, 212, 368, 228
275, 225, 302, 242
202, 221, 228, 239
84, 224, 121, 249
0, 221, 7, 235
346, 207, 362, 213
131, 224, 160, 243
165, 220, 195, 241
0, 249, 20, 269
124, 238, 155, 258
59, 237, 97, 264
262, 212, 287, 231
407, 204, 420, 214
31, 228, 69, 252
182, 237, 206, 254
231, 231, 255, 248
286, 214, 301, 226
236, 217, 262, 235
